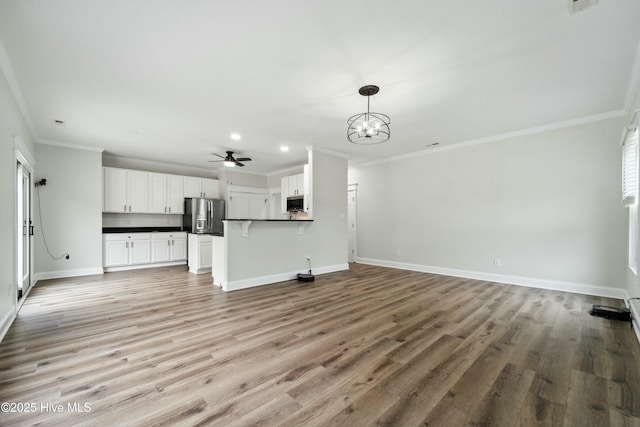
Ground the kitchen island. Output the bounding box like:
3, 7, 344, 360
211, 219, 346, 291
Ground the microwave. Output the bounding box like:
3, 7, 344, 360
286, 196, 304, 212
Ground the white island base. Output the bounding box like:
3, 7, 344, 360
211, 220, 348, 291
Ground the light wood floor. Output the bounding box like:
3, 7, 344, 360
1, 263, 639, 426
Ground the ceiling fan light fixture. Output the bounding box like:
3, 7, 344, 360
224, 160, 235, 167
347, 85, 390, 145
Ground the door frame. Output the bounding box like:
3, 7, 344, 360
347, 184, 358, 262
14, 135, 35, 309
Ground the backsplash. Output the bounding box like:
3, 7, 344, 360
102, 213, 182, 228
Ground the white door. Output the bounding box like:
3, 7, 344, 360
16, 161, 31, 298
248, 194, 267, 219
347, 188, 357, 262
228, 192, 248, 219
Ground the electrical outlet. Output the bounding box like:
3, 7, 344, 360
396, 250, 401, 257
493, 258, 501, 267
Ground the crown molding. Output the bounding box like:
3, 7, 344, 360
0, 36, 38, 141
305, 145, 350, 159
37, 138, 104, 153
354, 109, 627, 169
624, 40, 640, 113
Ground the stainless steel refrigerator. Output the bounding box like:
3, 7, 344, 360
183, 198, 225, 235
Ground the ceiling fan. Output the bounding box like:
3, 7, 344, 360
208, 151, 252, 167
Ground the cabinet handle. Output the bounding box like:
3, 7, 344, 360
172, 240, 174, 246
131, 241, 134, 248
126, 242, 129, 248
169, 207, 171, 213
124, 205, 127, 212
129, 205, 132, 212
164, 207, 167, 213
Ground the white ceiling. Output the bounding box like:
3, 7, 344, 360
1, 0, 639, 174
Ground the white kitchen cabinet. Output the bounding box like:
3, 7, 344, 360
184, 176, 219, 198
188, 234, 212, 274
103, 167, 149, 213
149, 173, 184, 214
103, 233, 152, 268
280, 167, 309, 213
151, 232, 187, 263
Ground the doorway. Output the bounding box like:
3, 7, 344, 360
16, 159, 32, 301
347, 185, 357, 262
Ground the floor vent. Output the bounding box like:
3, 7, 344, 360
568, 0, 598, 15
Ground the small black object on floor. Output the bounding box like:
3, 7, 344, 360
297, 257, 315, 282
590, 304, 631, 321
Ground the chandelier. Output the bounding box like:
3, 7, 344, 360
347, 85, 390, 144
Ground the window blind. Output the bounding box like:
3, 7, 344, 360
623, 127, 639, 207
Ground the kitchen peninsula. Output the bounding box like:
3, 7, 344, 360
211, 219, 317, 291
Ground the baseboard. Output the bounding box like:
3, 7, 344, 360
224, 263, 349, 292
103, 261, 185, 273
34, 267, 104, 281
357, 258, 628, 300
627, 296, 640, 346
0, 308, 17, 344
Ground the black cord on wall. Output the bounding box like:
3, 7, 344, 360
35, 180, 69, 260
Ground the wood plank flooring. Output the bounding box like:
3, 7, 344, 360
1, 263, 639, 426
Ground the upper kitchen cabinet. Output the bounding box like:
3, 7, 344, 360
184, 177, 219, 198
280, 165, 310, 213
103, 167, 149, 213
149, 173, 184, 214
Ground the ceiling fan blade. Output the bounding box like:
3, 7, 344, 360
235, 157, 251, 162
235, 161, 245, 167
208, 160, 224, 162
211, 153, 226, 159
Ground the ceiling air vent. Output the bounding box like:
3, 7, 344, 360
568, 0, 598, 15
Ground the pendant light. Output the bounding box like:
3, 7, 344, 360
347, 85, 390, 144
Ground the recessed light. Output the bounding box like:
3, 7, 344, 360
280, 146, 289, 152
53, 119, 65, 126
230, 133, 241, 141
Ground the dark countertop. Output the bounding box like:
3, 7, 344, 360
224, 219, 313, 222
102, 227, 183, 233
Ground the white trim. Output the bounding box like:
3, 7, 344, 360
226, 184, 268, 195
357, 257, 628, 300
37, 139, 104, 153
34, 267, 105, 281
0, 37, 38, 140
266, 164, 306, 177
624, 40, 640, 113
354, 110, 627, 168
0, 308, 17, 344
627, 297, 640, 346
103, 261, 185, 273
222, 263, 349, 292
305, 145, 350, 159
14, 135, 36, 170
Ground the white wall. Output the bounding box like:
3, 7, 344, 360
349, 117, 627, 297
34, 144, 103, 279
219, 148, 348, 290
0, 61, 37, 339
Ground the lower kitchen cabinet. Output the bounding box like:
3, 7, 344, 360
188, 234, 212, 274
151, 232, 187, 263
103, 233, 152, 268
103, 232, 187, 271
